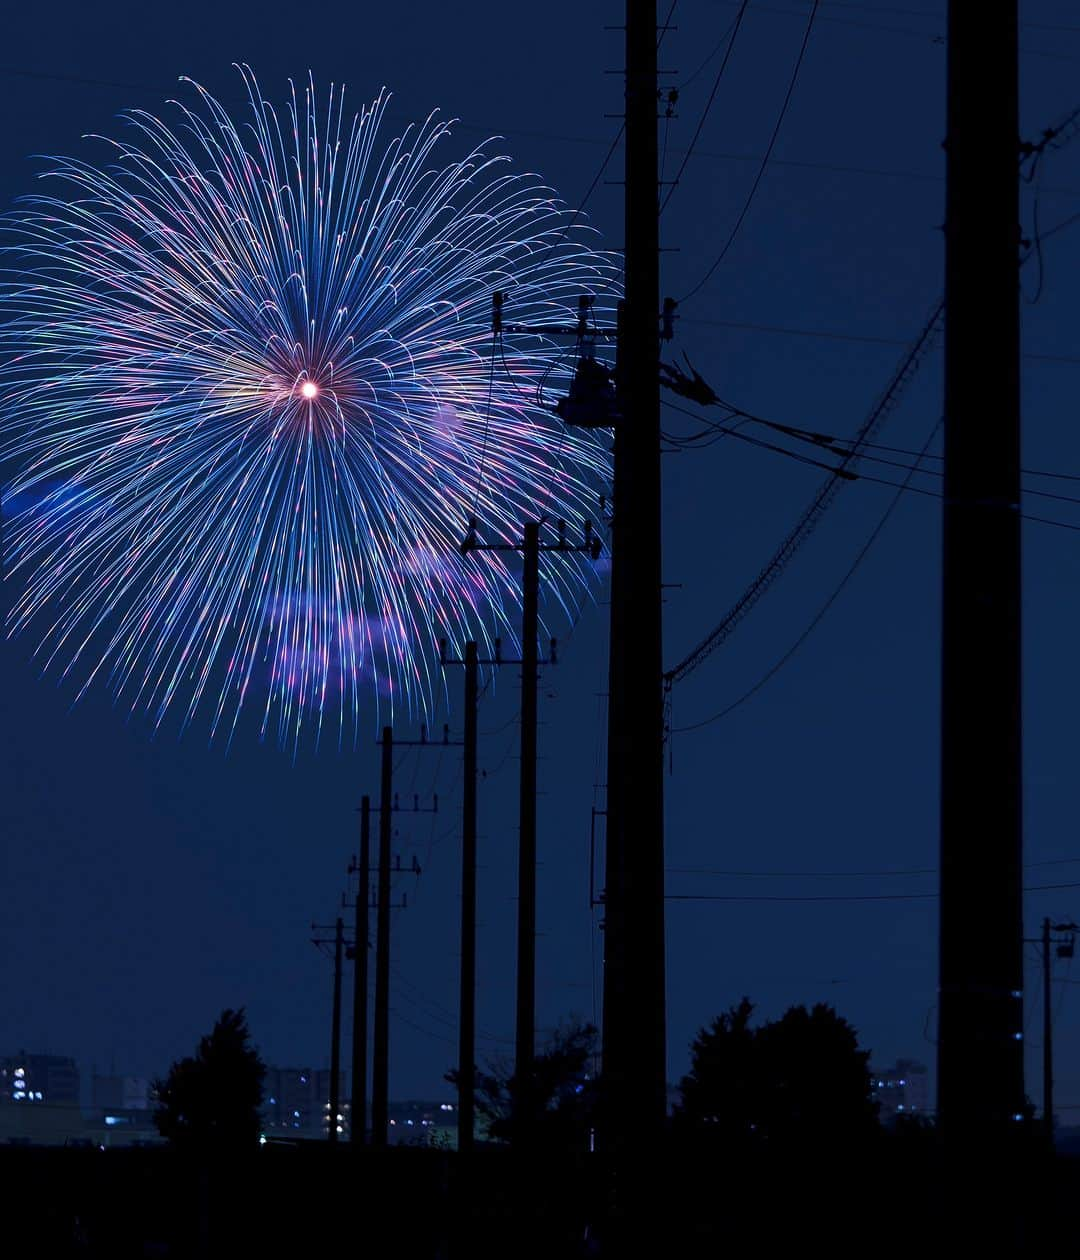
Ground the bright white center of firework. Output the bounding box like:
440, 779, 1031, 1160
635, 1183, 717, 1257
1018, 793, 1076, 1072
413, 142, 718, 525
300, 381, 319, 400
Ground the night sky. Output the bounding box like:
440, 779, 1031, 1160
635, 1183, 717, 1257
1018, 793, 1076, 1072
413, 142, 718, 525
3, 0, 1080, 1115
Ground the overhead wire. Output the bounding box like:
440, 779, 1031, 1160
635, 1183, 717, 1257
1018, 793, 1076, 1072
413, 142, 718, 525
659, 1, 751, 214
666, 403, 1080, 533
665, 146, 1080, 698
680, 0, 821, 303
681, 12, 748, 90
666, 396, 1080, 504
670, 413, 941, 733
666, 855, 1080, 878
664, 297, 945, 687
667, 880, 1080, 903
678, 314, 1080, 364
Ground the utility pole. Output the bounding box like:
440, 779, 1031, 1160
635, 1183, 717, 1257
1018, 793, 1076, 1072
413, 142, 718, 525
461, 642, 478, 1152
460, 518, 600, 1142
938, 3, 1023, 1146
349, 796, 371, 1145
330, 916, 344, 1142
370, 726, 443, 1148
517, 522, 540, 1126
439, 639, 506, 1150
372, 727, 393, 1148
1026, 917, 1078, 1141
603, 0, 666, 1158
311, 917, 348, 1142
1043, 917, 1052, 1139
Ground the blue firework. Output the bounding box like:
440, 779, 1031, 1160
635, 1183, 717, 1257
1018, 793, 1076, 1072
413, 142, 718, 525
0, 67, 616, 745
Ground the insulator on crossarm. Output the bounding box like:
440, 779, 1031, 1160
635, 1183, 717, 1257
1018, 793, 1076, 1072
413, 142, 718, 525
662, 297, 677, 341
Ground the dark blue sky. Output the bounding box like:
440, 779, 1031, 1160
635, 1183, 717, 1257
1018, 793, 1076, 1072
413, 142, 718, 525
3, 0, 1080, 1113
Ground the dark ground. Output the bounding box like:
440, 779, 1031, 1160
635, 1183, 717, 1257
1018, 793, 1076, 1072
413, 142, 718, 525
5, 1139, 1077, 1257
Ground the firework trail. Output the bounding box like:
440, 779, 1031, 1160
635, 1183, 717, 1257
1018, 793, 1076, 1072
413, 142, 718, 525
0, 66, 616, 746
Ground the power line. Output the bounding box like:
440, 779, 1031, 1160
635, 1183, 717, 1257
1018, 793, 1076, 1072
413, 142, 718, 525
680, 0, 821, 303
680, 13, 745, 90
666, 856, 1080, 878
822, 0, 1080, 37
664, 395, 1080, 525
667, 880, 1080, 903
726, 0, 1080, 59
659, 1, 751, 214
849, 468, 1080, 533
678, 315, 1080, 364
669, 414, 940, 732
668, 398, 1080, 502
664, 297, 944, 687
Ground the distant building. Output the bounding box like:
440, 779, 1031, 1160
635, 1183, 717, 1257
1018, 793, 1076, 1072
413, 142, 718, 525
88, 1074, 159, 1147
317, 1068, 349, 1139
92, 1074, 152, 1112
386, 1100, 458, 1147
0, 1053, 80, 1107
262, 1067, 347, 1138
263, 1067, 317, 1135
871, 1059, 930, 1123
0, 1052, 83, 1145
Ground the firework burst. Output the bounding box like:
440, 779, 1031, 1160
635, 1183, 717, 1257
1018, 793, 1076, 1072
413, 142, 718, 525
0, 67, 616, 745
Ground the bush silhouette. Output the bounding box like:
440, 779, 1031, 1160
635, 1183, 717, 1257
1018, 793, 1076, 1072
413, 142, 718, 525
154, 1007, 266, 1151
674, 998, 879, 1149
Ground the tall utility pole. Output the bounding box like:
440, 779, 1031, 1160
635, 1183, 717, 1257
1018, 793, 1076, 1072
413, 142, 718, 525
350, 796, 371, 1145
516, 522, 540, 1125
938, 3, 1024, 1143
372, 727, 393, 1147
603, 0, 666, 1154
460, 642, 479, 1151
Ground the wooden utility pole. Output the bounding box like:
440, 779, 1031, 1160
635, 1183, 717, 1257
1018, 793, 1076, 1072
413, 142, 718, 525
1030, 917, 1078, 1141
516, 522, 540, 1132
350, 796, 371, 1145
1043, 917, 1053, 1139
938, 2, 1023, 1144
603, 0, 666, 1156
460, 642, 479, 1150
459, 519, 599, 1143
372, 727, 393, 1147
329, 916, 344, 1142
311, 917, 349, 1141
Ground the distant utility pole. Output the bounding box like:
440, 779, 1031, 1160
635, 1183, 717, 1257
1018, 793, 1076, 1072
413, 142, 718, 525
938, 2, 1023, 1143
349, 796, 371, 1145
1025, 918, 1078, 1140
460, 517, 600, 1140
370, 725, 442, 1147
310, 916, 347, 1142
439, 640, 495, 1151
460, 643, 479, 1152
330, 917, 344, 1141
603, 0, 666, 1160
372, 727, 394, 1148
517, 522, 540, 1125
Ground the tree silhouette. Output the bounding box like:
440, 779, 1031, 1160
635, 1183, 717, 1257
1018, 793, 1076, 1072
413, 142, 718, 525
154, 1007, 266, 1150
674, 999, 879, 1149
673, 997, 759, 1147
447, 1019, 598, 1148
